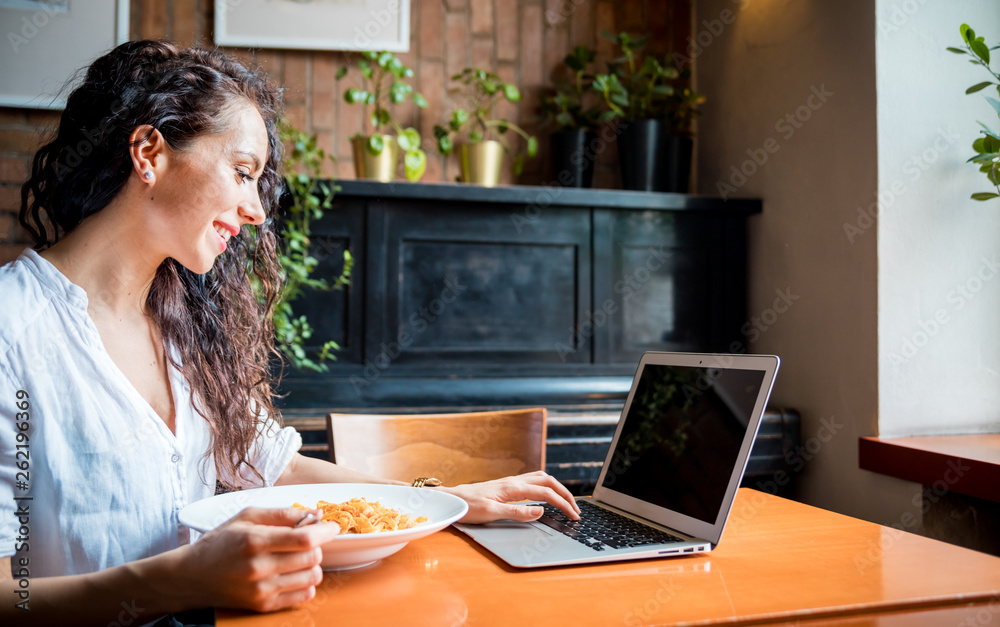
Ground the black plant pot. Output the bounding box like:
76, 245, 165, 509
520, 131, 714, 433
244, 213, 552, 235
551, 129, 596, 188
618, 119, 693, 193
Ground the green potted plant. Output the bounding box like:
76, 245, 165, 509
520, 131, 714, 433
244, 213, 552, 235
273, 121, 352, 372
593, 31, 705, 192
542, 45, 613, 188
336, 50, 428, 182
434, 67, 538, 187
949, 23, 1000, 201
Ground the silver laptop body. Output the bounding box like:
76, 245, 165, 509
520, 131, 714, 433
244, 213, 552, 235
455, 351, 780, 568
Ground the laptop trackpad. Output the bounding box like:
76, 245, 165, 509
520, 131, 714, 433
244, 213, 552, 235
478, 520, 556, 534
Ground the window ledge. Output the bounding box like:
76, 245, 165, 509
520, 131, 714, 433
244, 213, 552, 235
859, 435, 1000, 503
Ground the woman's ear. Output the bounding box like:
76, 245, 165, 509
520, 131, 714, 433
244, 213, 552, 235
128, 125, 167, 184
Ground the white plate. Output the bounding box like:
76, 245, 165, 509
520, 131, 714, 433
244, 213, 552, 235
179, 483, 469, 570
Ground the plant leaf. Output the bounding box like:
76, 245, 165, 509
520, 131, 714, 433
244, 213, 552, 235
398, 127, 421, 152
971, 39, 990, 64
413, 93, 428, 108
335, 66, 348, 79
437, 135, 453, 155
946, 47, 968, 54
503, 83, 522, 102
985, 96, 1000, 118
979, 122, 1000, 141
366, 135, 385, 156
961, 23, 974, 44
971, 192, 999, 200
966, 81, 994, 94
967, 152, 999, 163
526, 136, 539, 157
403, 149, 427, 181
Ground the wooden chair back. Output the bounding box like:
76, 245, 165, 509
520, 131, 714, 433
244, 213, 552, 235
326, 408, 547, 486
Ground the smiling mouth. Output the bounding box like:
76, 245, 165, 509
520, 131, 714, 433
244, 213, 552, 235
213, 221, 238, 253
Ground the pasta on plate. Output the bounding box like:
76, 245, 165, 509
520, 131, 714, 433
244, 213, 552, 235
294, 498, 429, 534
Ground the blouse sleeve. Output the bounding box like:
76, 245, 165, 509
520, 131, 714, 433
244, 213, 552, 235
239, 412, 302, 488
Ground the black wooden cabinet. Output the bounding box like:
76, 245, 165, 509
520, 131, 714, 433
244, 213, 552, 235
278, 181, 761, 411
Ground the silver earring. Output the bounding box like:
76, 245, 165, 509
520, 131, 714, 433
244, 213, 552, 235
144, 171, 153, 180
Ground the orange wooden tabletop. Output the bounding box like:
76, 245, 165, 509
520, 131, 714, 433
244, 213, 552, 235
216, 489, 1000, 626
767, 600, 1000, 626
859, 434, 1000, 502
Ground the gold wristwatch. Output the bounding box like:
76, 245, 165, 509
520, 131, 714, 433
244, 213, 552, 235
411, 477, 442, 488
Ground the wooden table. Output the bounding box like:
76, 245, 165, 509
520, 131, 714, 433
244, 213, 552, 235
859, 434, 1000, 502
217, 489, 1000, 626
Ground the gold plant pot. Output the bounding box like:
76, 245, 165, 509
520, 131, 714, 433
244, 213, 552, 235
459, 140, 505, 187
351, 135, 399, 182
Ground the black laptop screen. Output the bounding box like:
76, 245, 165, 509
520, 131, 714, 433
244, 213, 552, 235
600, 364, 766, 524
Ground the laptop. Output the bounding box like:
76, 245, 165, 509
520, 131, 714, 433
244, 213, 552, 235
455, 351, 780, 568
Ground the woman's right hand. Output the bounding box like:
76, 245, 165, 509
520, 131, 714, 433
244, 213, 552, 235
177, 507, 341, 612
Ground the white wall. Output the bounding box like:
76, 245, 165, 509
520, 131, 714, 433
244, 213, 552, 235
695, 0, 921, 524
876, 1, 1000, 437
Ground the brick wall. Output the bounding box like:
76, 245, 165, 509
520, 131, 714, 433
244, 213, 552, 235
0, 0, 691, 264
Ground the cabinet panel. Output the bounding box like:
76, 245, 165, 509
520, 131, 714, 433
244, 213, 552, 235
399, 240, 578, 353
293, 202, 365, 365
374, 201, 592, 365
594, 209, 740, 364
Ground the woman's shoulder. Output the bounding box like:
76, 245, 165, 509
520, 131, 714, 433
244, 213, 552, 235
0, 249, 64, 352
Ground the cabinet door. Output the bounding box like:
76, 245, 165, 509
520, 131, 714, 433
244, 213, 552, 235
593, 210, 747, 364
292, 200, 366, 365
367, 200, 592, 365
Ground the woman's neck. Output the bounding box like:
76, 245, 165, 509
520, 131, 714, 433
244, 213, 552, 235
40, 192, 166, 317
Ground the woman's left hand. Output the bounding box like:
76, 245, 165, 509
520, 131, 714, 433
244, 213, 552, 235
441, 471, 581, 524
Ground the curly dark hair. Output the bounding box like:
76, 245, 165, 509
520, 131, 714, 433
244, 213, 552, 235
18, 40, 286, 489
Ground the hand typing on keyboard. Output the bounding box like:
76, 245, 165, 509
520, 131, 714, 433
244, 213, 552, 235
536, 501, 682, 551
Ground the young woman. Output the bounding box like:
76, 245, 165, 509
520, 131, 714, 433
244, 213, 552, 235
0, 40, 579, 626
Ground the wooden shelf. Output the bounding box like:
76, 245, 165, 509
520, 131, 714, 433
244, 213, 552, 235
333, 179, 763, 213
859, 435, 1000, 502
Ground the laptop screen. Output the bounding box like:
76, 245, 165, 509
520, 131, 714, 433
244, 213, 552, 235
599, 364, 766, 524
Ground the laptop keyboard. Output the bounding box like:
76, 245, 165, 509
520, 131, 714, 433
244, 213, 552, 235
537, 500, 684, 551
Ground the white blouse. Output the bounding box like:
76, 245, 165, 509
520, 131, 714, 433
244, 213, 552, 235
0, 249, 301, 577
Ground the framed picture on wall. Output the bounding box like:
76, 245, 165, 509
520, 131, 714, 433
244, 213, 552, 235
214, 0, 410, 52
0, 0, 129, 109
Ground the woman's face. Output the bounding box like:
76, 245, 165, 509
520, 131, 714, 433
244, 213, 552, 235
150, 102, 269, 274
